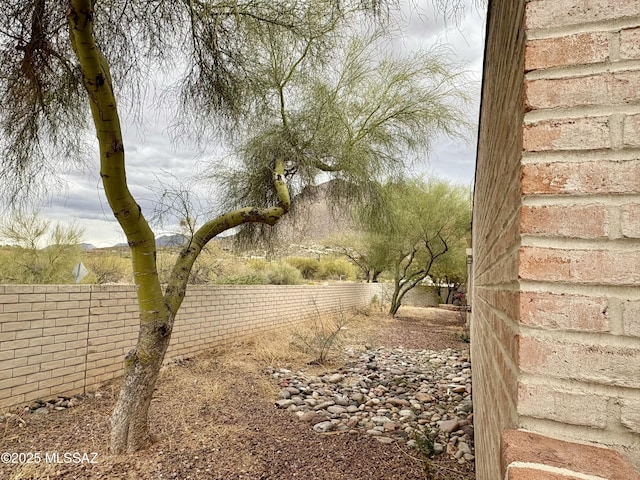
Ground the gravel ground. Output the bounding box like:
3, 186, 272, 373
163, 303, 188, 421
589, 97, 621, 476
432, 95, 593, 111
0, 305, 473, 480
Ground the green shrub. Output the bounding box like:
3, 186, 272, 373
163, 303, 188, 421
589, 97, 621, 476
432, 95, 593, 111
215, 272, 266, 285
246, 257, 268, 271
265, 261, 304, 285
317, 257, 357, 280
285, 257, 320, 279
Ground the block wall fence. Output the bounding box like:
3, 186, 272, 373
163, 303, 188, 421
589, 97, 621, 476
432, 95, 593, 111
0, 283, 382, 410
473, 1, 640, 479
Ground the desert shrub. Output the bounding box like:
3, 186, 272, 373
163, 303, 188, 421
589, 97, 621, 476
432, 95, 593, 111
317, 257, 357, 280
215, 272, 266, 285
247, 257, 269, 271
291, 303, 353, 364
83, 252, 131, 284
285, 257, 320, 279
265, 261, 304, 285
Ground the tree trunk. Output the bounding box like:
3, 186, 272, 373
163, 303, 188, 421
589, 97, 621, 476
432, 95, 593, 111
109, 310, 173, 452
388, 278, 402, 316
371, 270, 381, 283
68, 0, 292, 454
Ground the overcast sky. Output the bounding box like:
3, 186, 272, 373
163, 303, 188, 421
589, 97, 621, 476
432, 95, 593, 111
37, 2, 486, 248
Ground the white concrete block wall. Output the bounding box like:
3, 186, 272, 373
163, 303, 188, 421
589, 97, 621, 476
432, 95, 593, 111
0, 283, 382, 409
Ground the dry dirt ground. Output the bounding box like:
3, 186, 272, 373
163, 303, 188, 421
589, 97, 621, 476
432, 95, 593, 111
0, 306, 474, 480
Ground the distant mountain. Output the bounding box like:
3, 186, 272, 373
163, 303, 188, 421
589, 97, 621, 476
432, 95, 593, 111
79, 243, 97, 251
155, 234, 188, 247
113, 234, 188, 249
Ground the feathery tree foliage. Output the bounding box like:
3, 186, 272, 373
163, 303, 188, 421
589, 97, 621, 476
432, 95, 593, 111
358, 179, 471, 316
0, 211, 84, 284
0, 0, 472, 453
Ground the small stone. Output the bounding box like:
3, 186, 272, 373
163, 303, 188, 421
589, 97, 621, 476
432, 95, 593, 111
313, 421, 334, 433
415, 392, 435, 403
298, 411, 319, 423
388, 398, 411, 407
278, 390, 291, 400
383, 421, 399, 432
34, 407, 49, 415
326, 374, 343, 384
375, 436, 394, 444
371, 416, 391, 424
327, 405, 348, 415
457, 441, 471, 455
275, 399, 295, 409
438, 418, 460, 434
433, 443, 444, 454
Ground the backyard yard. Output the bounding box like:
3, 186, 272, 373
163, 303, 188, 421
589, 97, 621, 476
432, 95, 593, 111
1, 306, 474, 480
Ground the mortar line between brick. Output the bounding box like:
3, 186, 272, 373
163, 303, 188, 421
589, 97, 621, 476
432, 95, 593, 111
520, 373, 640, 400
520, 324, 640, 350
519, 280, 640, 299
517, 417, 640, 454
524, 104, 640, 123
507, 461, 608, 480
526, 17, 640, 40
521, 149, 640, 163
526, 60, 640, 81
522, 194, 640, 207
520, 235, 639, 251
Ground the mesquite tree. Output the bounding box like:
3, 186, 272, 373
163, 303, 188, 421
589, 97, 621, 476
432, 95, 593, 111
359, 179, 471, 316
0, 0, 470, 453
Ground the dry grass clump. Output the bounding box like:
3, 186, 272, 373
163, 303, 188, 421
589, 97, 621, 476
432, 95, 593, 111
245, 304, 386, 368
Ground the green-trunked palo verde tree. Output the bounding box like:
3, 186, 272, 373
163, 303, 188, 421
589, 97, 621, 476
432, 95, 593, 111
0, 0, 471, 453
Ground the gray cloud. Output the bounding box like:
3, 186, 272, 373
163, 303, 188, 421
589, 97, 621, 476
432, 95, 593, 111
31, 0, 486, 247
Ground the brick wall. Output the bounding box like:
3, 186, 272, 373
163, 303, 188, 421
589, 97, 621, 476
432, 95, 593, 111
472, 1, 526, 478
0, 283, 381, 410
474, 0, 640, 479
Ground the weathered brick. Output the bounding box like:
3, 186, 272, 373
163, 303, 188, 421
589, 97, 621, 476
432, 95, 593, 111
621, 398, 640, 434
623, 115, 640, 147
623, 301, 640, 337
523, 117, 610, 152
518, 335, 640, 388
525, 72, 640, 110
519, 246, 640, 285
525, 0, 640, 30
621, 204, 640, 238
503, 430, 640, 480
519, 291, 609, 331
518, 382, 608, 428
521, 205, 608, 238
525, 33, 609, 71
521, 161, 640, 195
620, 28, 640, 60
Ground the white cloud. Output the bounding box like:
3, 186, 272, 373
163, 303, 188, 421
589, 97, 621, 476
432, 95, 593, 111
33, 1, 486, 247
